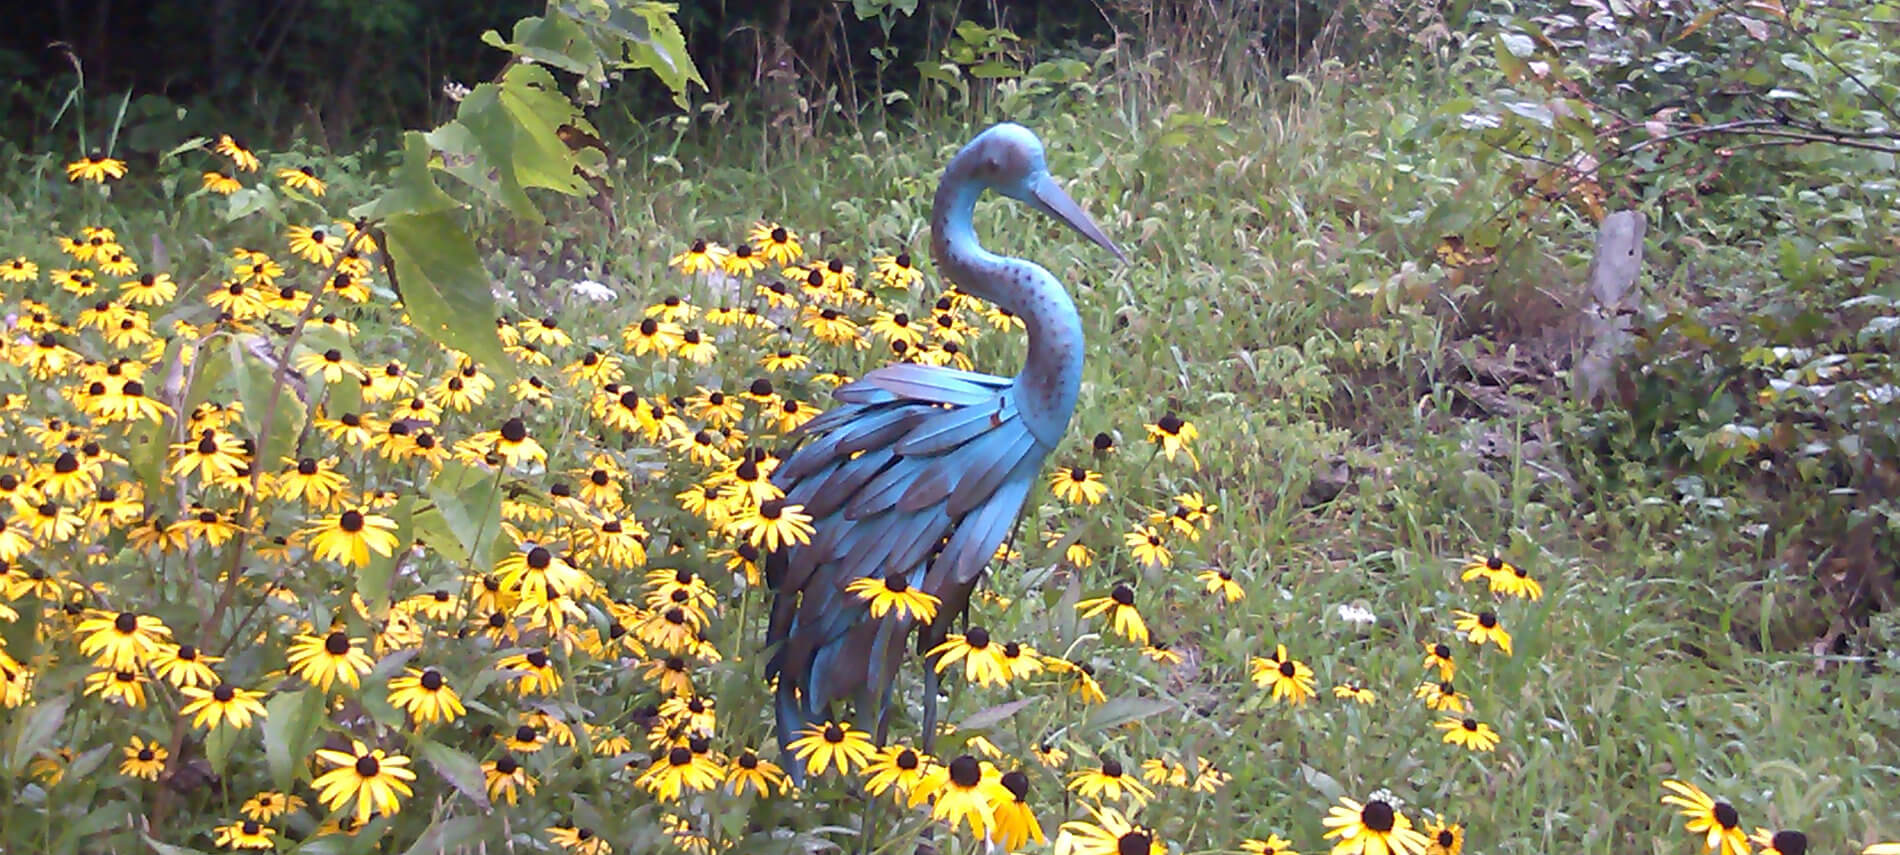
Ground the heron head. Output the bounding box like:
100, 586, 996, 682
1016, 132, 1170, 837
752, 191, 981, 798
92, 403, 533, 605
963, 123, 1127, 263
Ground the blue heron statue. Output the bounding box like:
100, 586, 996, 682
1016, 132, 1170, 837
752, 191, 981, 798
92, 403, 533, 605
764, 123, 1125, 770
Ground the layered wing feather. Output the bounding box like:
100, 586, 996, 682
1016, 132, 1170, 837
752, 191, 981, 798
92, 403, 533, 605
763, 363, 1048, 754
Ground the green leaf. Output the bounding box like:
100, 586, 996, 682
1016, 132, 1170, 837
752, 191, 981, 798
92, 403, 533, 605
1078, 696, 1173, 734
141, 834, 216, 855
7, 694, 71, 772
969, 61, 1023, 79
401, 816, 489, 855
416, 739, 491, 810
263, 689, 326, 792
381, 211, 514, 379
229, 337, 305, 468
225, 185, 276, 221
204, 716, 240, 775
426, 460, 504, 564
957, 697, 1039, 731
350, 132, 458, 220
357, 493, 416, 616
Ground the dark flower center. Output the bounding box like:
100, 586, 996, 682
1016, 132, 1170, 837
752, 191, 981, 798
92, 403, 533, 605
515, 725, 537, 743
1478, 612, 1498, 628
1111, 584, 1135, 605
138, 748, 155, 761
495, 755, 519, 774
1117, 832, 1152, 855
177, 645, 198, 660
1362, 799, 1396, 832
354, 754, 380, 776
1772, 831, 1806, 855
1487, 556, 1503, 570
738, 752, 759, 769
420, 669, 443, 690
1101, 758, 1124, 777
896, 748, 920, 770
1433, 643, 1451, 658
1278, 660, 1297, 678
298, 458, 318, 475
114, 612, 139, 633
1713, 802, 1739, 829
54, 452, 78, 473
527, 546, 552, 569
823, 724, 845, 743
884, 576, 909, 593
965, 627, 990, 648
947, 755, 981, 787
500, 418, 528, 442
1437, 829, 1456, 847
213, 685, 236, 702
1157, 413, 1184, 433
1461, 718, 1479, 731
525, 650, 549, 668
324, 632, 351, 655
339, 510, 365, 532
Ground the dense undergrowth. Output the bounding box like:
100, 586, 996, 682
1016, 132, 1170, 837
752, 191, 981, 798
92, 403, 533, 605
1, 1, 1897, 854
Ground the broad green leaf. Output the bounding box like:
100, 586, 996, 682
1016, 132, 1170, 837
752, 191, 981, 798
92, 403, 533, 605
350, 132, 458, 221
357, 493, 416, 616
381, 211, 514, 379
204, 716, 240, 775
229, 337, 305, 468
482, 15, 602, 79
7, 694, 71, 772
426, 460, 504, 564
957, 697, 1039, 731
142, 834, 215, 855
1078, 696, 1173, 734
401, 817, 489, 855
264, 689, 326, 792
416, 739, 491, 809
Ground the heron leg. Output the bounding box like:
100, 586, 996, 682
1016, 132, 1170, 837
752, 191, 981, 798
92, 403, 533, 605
920, 663, 942, 755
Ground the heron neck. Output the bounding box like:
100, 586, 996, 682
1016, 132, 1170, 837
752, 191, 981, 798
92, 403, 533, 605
930, 171, 1083, 448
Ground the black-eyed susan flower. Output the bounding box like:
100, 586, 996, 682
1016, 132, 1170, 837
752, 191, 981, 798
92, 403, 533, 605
84, 668, 149, 706
1122, 524, 1172, 568
1144, 412, 1200, 468
1053, 804, 1165, 855
1076, 583, 1150, 645
120, 736, 168, 780
720, 242, 768, 277
66, 153, 128, 183
1461, 553, 1543, 600
750, 222, 803, 265
169, 429, 248, 483
1197, 568, 1245, 603
548, 824, 611, 855
287, 225, 344, 266
929, 627, 1010, 687
862, 744, 933, 803
121, 272, 177, 305
483, 753, 537, 805
990, 769, 1044, 850
286, 630, 375, 691
216, 134, 261, 171
202, 171, 242, 194
908, 754, 1007, 837
304, 507, 399, 568
1749, 830, 1805, 855
787, 720, 877, 777
75, 610, 172, 670
1433, 716, 1500, 752
180, 683, 268, 731
1423, 819, 1464, 855
1045, 656, 1107, 704
1660, 779, 1749, 855
873, 251, 923, 288
312, 740, 415, 824
1, 256, 37, 282
1334, 682, 1378, 705
1241, 834, 1300, 855
846, 574, 940, 623
1452, 610, 1513, 655
1249, 644, 1317, 705
387, 667, 465, 725
760, 347, 810, 372
498, 648, 564, 696
637, 744, 722, 802
726, 747, 791, 797
1422, 641, 1457, 681
277, 165, 326, 196
1323, 795, 1429, 855
1415, 680, 1470, 713
669, 239, 729, 274
1068, 756, 1154, 805
241, 791, 305, 823
212, 819, 276, 850
149, 643, 220, 688
1050, 466, 1107, 504
725, 499, 814, 552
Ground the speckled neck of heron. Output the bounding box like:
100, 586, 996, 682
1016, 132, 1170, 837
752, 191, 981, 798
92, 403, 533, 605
930, 148, 1085, 448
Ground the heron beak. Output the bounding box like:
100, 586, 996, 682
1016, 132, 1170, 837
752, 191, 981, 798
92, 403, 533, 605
1031, 175, 1128, 263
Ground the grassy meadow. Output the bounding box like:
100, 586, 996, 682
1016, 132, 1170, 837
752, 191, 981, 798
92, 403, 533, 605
1, 11, 1897, 855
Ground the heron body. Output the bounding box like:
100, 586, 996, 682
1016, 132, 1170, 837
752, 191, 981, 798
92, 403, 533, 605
763, 124, 1124, 768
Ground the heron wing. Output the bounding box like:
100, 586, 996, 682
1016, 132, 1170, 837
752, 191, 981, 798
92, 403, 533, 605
765, 363, 1047, 753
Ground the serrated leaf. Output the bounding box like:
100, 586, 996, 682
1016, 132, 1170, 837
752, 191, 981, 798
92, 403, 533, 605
416, 740, 491, 810
381, 211, 514, 380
